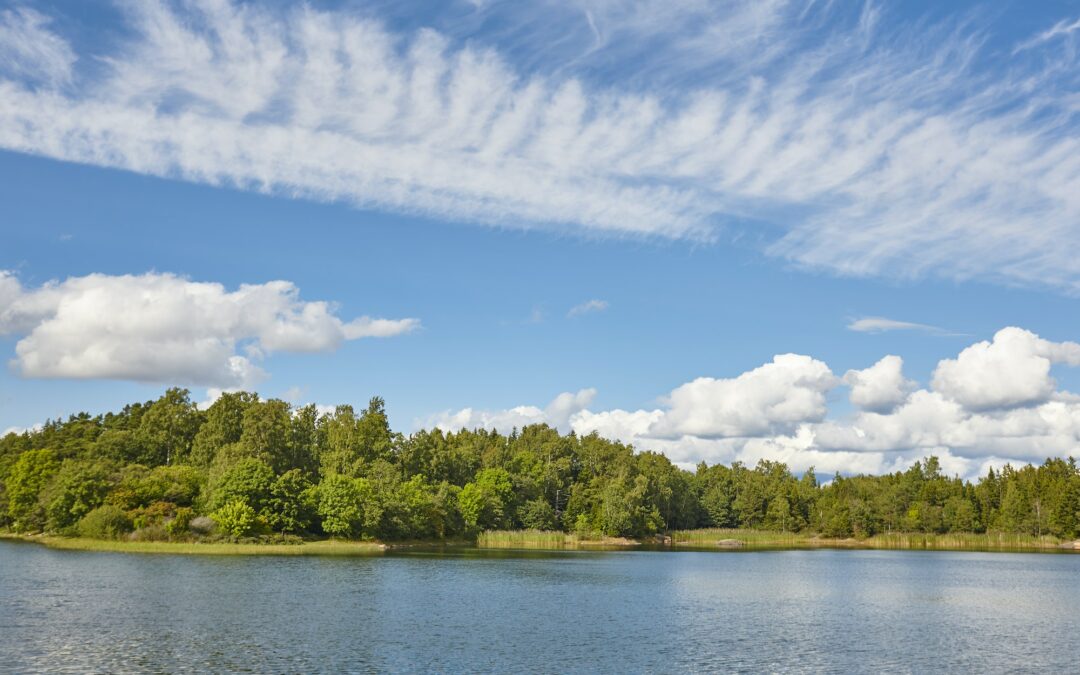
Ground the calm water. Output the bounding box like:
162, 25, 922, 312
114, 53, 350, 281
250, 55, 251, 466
1, 542, 1078, 673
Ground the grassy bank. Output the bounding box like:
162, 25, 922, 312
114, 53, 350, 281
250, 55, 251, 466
477, 529, 639, 549
671, 528, 1076, 551
478, 528, 1079, 552
0, 533, 386, 556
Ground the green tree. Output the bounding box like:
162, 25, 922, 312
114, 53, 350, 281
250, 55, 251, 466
135, 388, 200, 465
190, 392, 257, 467
212, 499, 259, 538
7, 449, 60, 531
204, 458, 275, 514
459, 468, 515, 530
317, 474, 363, 538
265, 469, 316, 534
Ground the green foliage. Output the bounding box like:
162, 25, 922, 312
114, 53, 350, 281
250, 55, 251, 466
265, 469, 316, 534
204, 458, 275, 514
166, 507, 195, 537
7, 449, 60, 532
316, 474, 363, 538
77, 505, 133, 539
108, 464, 203, 511
212, 499, 259, 538
135, 388, 200, 466
190, 392, 256, 467
239, 399, 295, 473
43, 458, 118, 532
4, 389, 1080, 545
460, 468, 514, 531
518, 498, 557, 530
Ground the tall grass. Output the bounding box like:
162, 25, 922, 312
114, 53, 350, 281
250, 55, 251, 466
865, 532, 1063, 551
477, 529, 645, 549
2, 535, 386, 556
671, 528, 1068, 551
477, 530, 581, 549
672, 528, 811, 547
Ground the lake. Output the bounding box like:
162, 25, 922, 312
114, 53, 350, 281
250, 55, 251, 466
1, 541, 1077, 673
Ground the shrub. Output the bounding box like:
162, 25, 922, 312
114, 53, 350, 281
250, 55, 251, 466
129, 524, 169, 542
131, 500, 176, 529
165, 507, 194, 537
76, 505, 133, 540
212, 499, 258, 538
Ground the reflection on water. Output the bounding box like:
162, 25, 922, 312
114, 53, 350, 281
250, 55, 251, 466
1, 541, 1077, 673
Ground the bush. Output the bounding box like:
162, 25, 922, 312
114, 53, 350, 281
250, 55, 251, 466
165, 507, 194, 537
129, 524, 169, 542
76, 505, 133, 540
131, 501, 176, 529
212, 499, 258, 538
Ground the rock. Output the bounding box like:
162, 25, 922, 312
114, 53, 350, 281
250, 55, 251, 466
716, 539, 744, 548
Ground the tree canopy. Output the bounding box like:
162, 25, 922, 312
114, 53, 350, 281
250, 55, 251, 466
2, 389, 1078, 541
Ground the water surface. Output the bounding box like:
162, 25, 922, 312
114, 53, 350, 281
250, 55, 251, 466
1, 541, 1076, 673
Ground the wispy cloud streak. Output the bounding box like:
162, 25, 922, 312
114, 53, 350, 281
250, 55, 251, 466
0, 2, 1078, 289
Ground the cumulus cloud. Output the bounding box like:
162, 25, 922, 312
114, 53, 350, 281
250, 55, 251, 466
844, 355, 915, 413
567, 299, 608, 317
425, 388, 596, 434
0, 2, 1078, 289
930, 327, 1080, 410
649, 355, 838, 438
422, 327, 1080, 479
0, 271, 418, 388
2, 423, 43, 437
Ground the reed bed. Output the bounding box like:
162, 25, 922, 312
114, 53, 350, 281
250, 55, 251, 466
671, 528, 1069, 551
476, 530, 641, 549
477, 530, 581, 549
671, 528, 812, 547
2, 535, 386, 556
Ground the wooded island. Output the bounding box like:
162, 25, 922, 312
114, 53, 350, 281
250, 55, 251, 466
2, 389, 1079, 550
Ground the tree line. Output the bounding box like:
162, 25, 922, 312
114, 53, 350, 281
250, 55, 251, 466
1, 388, 1078, 541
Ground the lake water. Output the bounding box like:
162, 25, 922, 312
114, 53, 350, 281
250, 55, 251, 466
1, 542, 1077, 673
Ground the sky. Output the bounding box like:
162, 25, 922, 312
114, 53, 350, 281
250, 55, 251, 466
1, 0, 1080, 480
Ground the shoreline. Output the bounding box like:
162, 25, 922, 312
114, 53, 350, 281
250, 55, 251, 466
4, 531, 1079, 557
0, 533, 388, 556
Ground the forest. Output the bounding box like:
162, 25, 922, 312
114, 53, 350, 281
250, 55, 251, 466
2, 388, 1079, 543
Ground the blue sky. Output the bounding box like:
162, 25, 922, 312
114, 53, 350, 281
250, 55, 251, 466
1, 0, 1079, 478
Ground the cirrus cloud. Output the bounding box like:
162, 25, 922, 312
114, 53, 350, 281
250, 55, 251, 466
0, 2, 1078, 289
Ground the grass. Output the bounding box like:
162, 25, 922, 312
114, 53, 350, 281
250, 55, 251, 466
476, 529, 639, 549
671, 528, 1072, 551
0, 533, 386, 556
5, 530, 1074, 556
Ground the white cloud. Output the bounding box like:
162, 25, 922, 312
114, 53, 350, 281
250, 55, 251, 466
649, 354, 838, 438
843, 355, 915, 413
0, 271, 418, 388
1013, 16, 1080, 54
421, 327, 1080, 480
0, 2, 1078, 289
2, 423, 43, 437
567, 299, 609, 317
0, 7, 75, 86
930, 327, 1080, 410
847, 317, 948, 334
425, 388, 596, 434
